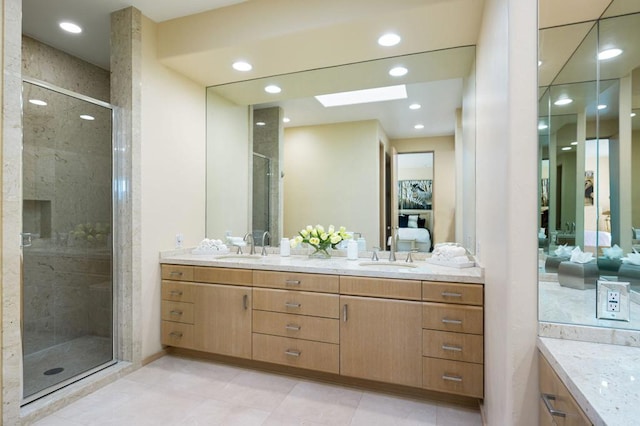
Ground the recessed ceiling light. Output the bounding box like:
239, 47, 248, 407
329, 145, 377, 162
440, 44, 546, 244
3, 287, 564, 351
561, 147, 572, 151
256, 121, 266, 126
414, 124, 425, 130
538, 60, 542, 66
389, 66, 408, 77
264, 85, 281, 94
538, 123, 548, 130
283, 117, 290, 123
80, 114, 95, 120
28, 99, 47, 106
59, 21, 82, 34
378, 33, 401, 47
571, 141, 578, 145
632, 112, 637, 118
409, 103, 421, 110
315, 84, 407, 107
597, 48, 622, 60
597, 104, 607, 110
554, 98, 573, 106
232, 61, 252, 71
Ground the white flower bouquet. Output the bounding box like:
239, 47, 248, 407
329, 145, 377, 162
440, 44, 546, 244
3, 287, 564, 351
290, 224, 351, 258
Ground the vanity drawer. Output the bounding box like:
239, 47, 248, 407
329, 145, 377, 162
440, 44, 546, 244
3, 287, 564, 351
422, 357, 483, 398
340, 276, 422, 301
422, 329, 483, 364
422, 303, 483, 335
422, 281, 483, 306
252, 333, 339, 374
161, 300, 194, 324
252, 310, 339, 344
161, 321, 194, 349
194, 266, 252, 286
253, 288, 339, 318
161, 281, 196, 303
161, 264, 194, 281
253, 270, 339, 293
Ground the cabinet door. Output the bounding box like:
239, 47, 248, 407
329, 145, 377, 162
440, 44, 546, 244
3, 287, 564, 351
193, 284, 252, 359
340, 295, 422, 387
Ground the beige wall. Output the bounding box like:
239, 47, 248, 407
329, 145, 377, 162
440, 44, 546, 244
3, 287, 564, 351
140, 16, 206, 358
392, 136, 455, 244
284, 120, 380, 246
475, 0, 538, 424
205, 90, 250, 239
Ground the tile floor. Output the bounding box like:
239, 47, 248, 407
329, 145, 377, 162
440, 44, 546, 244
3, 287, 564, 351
34, 355, 482, 425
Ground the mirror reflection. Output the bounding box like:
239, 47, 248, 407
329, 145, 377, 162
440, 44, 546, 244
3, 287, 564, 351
206, 47, 476, 253
538, 4, 640, 330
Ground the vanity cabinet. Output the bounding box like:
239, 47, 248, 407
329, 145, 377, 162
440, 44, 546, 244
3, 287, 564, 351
539, 351, 591, 426
160, 265, 252, 358
251, 271, 340, 373
421, 281, 484, 398
339, 276, 423, 388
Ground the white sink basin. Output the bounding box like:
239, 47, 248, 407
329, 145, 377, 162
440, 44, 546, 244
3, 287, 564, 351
358, 261, 418, 270
214, 254, 264, 261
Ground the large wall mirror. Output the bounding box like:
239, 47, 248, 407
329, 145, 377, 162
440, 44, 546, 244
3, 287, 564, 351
206, 46, 476, 253
538, 1, 640, 330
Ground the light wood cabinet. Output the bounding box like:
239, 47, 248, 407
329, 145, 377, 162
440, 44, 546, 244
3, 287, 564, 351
339, 295, 423, 388
539, 351, 591, 426
252, 288, 339, 318
252, 333, 339, 374
253, 270, 339, 292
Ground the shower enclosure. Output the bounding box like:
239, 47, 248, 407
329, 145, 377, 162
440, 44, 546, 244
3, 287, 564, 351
252, 153, 272, 243
21, 80, 115, 402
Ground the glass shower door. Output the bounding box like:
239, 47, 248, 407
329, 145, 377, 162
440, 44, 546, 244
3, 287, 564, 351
252, 153, 271, 243
21, 81, 114, 402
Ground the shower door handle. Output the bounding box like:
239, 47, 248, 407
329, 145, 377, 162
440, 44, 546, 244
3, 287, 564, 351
20, 233, 33, 248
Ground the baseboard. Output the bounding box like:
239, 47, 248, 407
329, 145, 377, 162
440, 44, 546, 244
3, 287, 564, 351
142, 349, 167, 366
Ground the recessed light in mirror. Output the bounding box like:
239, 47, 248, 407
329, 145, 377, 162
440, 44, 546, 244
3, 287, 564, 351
80, 114, 95, 120
378, 33, 401, 47
538, 123, 548, 130
571, 141, 578, 145
409, 103, 421, 110
232, 61, 252, 71
29, 99, 47, 106
389, 66, 408, 77
256, 121, 266, 126
283, 117, 290, 123
414, 124, 424, 130
597, 104, 607, 110
554, 98, 573, 106
538, 60, 542, 66
264, 85, 281, 94
561, 147, 572, 151
597, 48, 622, 60
632, 112, 637, 118
59, 22, 82, 34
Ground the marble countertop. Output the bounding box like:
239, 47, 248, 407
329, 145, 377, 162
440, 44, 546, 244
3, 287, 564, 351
159, 249, 484, 283
538, 337, 640, 425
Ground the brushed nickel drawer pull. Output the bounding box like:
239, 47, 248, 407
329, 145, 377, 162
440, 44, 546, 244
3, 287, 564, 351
441, 291, 463, 298
442, 374, 463, 382
169, 331, 183, 338
285, 280, 301, 286
441, 318, 463, 325
243, 294, 248, 310
285, 302, 301, 308
169, 310, 183, 316
541, 394, 566, 418
442, 344, 463, 352
343, 304, 348, 322
285, 324, 301, 331
169, 271, 183, 276
285, 350, 301, 357
169, 290, 183, 296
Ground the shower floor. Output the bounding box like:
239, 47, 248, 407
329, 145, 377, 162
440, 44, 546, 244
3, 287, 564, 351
23, 335, 113, 400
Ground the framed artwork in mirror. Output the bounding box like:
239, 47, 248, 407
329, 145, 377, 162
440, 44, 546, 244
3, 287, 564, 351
398, 180, 432, 210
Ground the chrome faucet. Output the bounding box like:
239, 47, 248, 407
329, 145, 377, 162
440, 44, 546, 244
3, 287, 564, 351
388, 227, 398, 262
243, 232, 255, 255
261, 231, 271, 256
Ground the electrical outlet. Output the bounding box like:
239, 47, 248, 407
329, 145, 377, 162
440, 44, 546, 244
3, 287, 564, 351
597, 280, 630, 321
175, 233, 184, 249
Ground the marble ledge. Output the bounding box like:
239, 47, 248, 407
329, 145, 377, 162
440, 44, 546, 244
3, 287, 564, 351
538, 336, 640, 426
159, 249, 484, 284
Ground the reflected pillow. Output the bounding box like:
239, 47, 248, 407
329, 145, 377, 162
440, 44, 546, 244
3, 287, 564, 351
408, 215, 418, 228
398, 215, 408, 227
418, 217, 426, 228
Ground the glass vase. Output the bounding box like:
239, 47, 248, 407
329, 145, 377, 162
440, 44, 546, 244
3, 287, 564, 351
309, 246, 331, 259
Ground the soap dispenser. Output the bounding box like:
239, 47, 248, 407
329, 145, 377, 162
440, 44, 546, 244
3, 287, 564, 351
347, 239, 358, 260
